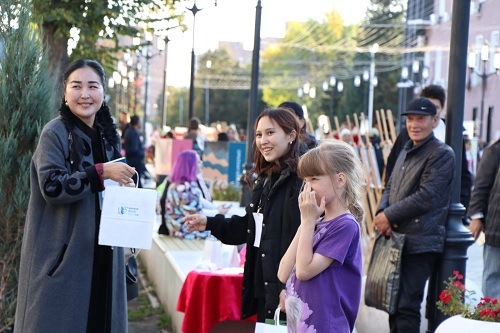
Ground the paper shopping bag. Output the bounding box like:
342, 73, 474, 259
254, 323, 287, 333
220, 244, 240, 268
256, 308, 287, 333
99, 186, 157, 249
202, 236, 241, 268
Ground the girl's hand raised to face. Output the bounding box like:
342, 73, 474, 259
298, 182, 325, 226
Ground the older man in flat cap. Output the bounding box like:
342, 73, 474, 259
374, 97, 456, 333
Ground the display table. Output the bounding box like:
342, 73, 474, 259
176, 268, 256, 333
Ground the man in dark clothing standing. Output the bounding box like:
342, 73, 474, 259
468, 139, 500, 298
385, 85, 472, 216
123, 115, 146, 188
374, 98, 455, 333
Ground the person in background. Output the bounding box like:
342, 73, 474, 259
464, 136, 475, 181
184, 117, 206, 159
374, 98, 455, 333
239, 128, 246, 141
279, 101, 317, 150
158, 150, 228, 237
123, 115, 146, 188
183, 108, 303, 322
468, 138, 500, 298
340, 128, 353, 145
278, 140, 366, 333
369, 128, 385, 178
228, 124, 240, 141
384, 85, 472, 217
217, 132, 229, 141
118, 111, 129, 136
15, 59, 136, 333
164, 131, 174, 139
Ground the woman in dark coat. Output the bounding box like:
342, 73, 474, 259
183, 108, 303, 321
15, 59, 136, 333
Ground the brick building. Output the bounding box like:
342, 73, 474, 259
426, 0, 500, 144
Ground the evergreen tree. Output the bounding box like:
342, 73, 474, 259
0, 0, 56, 328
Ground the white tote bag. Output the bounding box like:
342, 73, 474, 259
98, 184, 157, 249
254, 307, 287, 333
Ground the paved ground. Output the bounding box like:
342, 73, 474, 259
128, 264, 170, 333
466, 241, 484, 293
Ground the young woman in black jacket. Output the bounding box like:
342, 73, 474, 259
183, 107, 303, 321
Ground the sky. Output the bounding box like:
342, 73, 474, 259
165, 0, 370, 87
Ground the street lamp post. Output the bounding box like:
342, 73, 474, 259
134, 33, 165, 137
467, 43, 500, 140
240, 0, 262, 207
396, 61, 429, 133
205, 60, 212, 126
112, 70, 122, 119
297, 82, 316, 127
368, 43, 379, 128
426, 0, 475, 331
322, 77, 343, 122
354, 71, 370, 116
159, 36, 170, 129
187, 1, 202, 120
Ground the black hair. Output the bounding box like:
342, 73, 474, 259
420, 85, 446, 108
130, 115, 140, 126
251, 107, 302, 178
59, 59, 119, 168
188, 117, 200, 130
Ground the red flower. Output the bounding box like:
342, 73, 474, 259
453, 280, 465, 291
453, 270, 464, 280
437, 270, 500, 322
440, 290, 452, 303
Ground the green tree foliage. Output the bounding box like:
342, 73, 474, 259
164, 47, 269, 132
0, 0, 56, 328
31, 0, 183, 84
260, 10, 357, 128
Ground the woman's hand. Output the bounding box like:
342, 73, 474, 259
217, 203, 231, 215
102, 162, 136, 186
182, 214, 208, 232
298, 182, 325, 227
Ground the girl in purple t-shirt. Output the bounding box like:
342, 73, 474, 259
278, 140, 366, 333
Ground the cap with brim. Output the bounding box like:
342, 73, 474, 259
401, 97, 437, 116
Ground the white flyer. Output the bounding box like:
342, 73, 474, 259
252, 212, 263, 247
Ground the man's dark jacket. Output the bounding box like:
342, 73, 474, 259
123, 126, 145, 174
385, 124, 472, 211
377, 134, 455, 254
468, 139, 500, 247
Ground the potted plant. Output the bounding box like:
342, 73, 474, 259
435, 270, 500, 332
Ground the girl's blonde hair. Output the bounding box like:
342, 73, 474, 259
298, 139, 366, 228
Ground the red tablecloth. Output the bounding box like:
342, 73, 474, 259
176, 270, 256, 333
